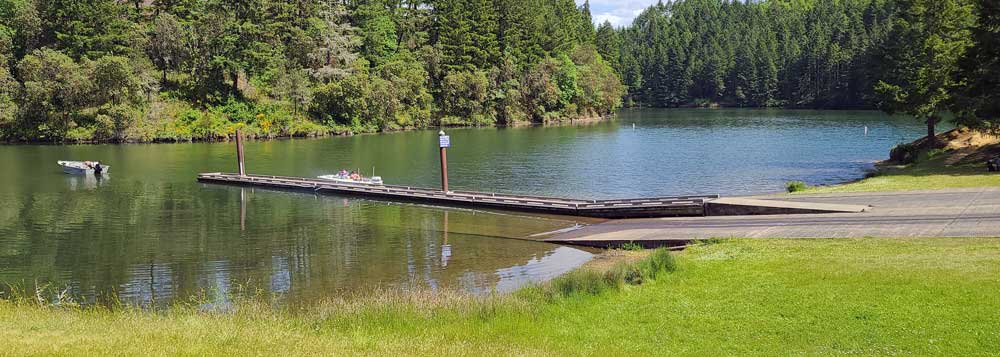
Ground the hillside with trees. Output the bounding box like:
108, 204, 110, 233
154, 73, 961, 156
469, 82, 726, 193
0, 0, 997, 143
604, 0, 897, 109
0, 0, 622, 142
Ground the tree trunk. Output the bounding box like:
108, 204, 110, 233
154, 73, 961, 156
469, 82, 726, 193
927, 116, 937, 142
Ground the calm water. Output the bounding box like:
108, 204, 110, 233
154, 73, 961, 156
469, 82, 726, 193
0, 109, 926, 306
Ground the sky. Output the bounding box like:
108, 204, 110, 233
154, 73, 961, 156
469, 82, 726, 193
577, 0, 660, 28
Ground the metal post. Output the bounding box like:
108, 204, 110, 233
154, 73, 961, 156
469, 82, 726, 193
439, 130, 449, 192
236, 129, 246, 176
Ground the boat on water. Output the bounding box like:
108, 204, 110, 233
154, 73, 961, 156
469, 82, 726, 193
58, 161, 110, 175
318, 170, 383, 185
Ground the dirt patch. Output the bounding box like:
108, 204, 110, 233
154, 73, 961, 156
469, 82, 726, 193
891, 128, 1000, 166
939, 128, 1000, 149
935, 128, 1000, 165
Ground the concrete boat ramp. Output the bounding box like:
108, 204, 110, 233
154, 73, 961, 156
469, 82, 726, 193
545, 188, 1000, 247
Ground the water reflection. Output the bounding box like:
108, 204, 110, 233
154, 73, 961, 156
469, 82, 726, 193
441, 211, 451, 268
0, 182, 589, 307
240, 187, 247, 231
66, 173, 109, 191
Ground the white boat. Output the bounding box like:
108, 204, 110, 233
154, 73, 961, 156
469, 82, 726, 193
58, 161, 110, 175
318, 172, 383, 185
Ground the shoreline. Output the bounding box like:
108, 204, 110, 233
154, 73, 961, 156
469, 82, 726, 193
0, 115, 616, 146
2, 238, 996, 354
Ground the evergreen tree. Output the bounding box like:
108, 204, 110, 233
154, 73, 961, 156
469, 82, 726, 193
577, 0, 595, 44
872, 0, 975, 142
594, 21, 620, 71
952, 0, 1000, 131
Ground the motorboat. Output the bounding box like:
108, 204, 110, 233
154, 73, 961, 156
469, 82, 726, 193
58, 161, 110, 175
318, 171, 383, 185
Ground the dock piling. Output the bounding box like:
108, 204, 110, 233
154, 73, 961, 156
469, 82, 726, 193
236, 129, 246, 177
439, 130, 450, 192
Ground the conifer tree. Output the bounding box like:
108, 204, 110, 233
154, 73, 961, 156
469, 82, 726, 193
873, 0, 975, 142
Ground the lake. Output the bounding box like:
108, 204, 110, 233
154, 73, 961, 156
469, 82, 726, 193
0, 109, 927, 306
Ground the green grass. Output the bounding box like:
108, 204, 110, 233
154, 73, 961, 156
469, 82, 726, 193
803, 153, 1000, 193
785, 180, 809, 192
2, 238, 998, 355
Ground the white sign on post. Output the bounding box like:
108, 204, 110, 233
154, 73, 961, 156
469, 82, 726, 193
439, 135, 451, 148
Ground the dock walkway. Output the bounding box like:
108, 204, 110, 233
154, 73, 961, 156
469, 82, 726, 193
197, 173, 717, 218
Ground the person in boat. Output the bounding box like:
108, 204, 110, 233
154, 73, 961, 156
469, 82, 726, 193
339, 169, 349, 177
93, 162, 103, 175
350, 171, 360, 181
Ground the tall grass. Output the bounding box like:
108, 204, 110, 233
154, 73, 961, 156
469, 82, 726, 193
522, 248, 677, 300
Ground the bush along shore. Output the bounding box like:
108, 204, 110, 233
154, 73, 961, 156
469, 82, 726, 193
2, 239, 999, 354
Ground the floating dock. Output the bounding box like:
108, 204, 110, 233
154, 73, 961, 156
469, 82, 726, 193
204, 133, 870, 221
198, 173, 870, 219
197, 173, 717, 218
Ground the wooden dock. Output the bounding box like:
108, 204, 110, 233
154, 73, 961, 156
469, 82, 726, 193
197, 173, 717, 218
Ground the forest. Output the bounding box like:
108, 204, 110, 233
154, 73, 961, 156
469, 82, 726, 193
0, 0, 996, 142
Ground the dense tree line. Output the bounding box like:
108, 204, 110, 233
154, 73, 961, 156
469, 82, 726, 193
0, 0, 623, 142
953, 0, 1000, 135
1, 0, 998, 143
607, 0, 999, 142
604, 0, 897, 109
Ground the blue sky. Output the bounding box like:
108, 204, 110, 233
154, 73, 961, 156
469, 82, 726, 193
577, 0, 660, 27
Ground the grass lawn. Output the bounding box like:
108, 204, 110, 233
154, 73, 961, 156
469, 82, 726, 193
2, 238, 998, 355
802, 152, 1000, 193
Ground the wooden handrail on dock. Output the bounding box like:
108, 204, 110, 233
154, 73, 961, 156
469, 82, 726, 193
197, 172, 713, 218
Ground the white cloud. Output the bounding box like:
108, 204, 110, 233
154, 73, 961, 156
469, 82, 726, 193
578, 0, 659, 27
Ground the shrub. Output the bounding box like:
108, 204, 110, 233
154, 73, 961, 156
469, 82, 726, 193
637, 248, 677, 278
918, 148, 948, 163
607, 262, 643, 285
890, 142, 920, 164
786, 180, 808, 193
618, 242, 644, 251
289, 119, 328, 137
64, 125, 96, 142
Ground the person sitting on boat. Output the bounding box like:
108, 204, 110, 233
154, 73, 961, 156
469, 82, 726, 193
350, 171, 361, 181
339, 169, 349, 177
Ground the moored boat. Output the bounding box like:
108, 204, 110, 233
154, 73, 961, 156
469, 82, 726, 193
318, 170, 383, 185
58, 161, 110, 175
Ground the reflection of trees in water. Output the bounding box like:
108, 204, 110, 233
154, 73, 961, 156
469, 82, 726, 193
0, 184, 589, 307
